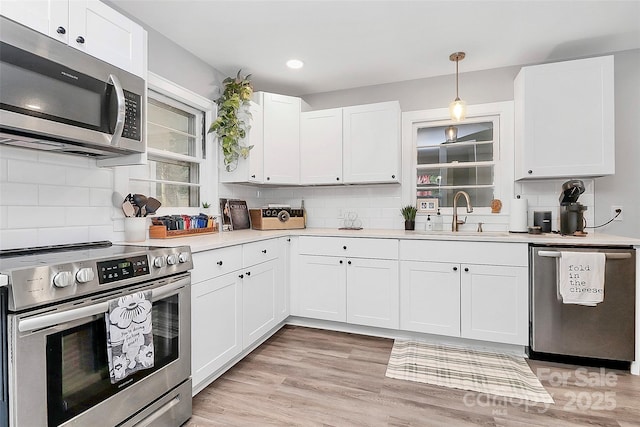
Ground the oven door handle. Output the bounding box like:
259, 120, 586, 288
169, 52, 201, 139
538, 250, 631, 260
18, 279, 187, 333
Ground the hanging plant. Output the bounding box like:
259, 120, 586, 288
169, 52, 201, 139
208, 70, 254, 171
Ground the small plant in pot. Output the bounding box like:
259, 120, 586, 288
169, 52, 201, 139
401, 205, 417, 230
208, 70, 254, 171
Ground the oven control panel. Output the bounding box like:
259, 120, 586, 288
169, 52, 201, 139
97, 255, 149, 284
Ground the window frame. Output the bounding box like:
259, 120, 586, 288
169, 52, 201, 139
116, 72, 217, 217
401, 102, 514, 217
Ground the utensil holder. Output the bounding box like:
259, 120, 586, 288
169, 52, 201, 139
124, 217, 147, 242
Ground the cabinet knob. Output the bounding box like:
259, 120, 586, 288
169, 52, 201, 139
528, 170, 533, 175
246, 271, 251, 276
262, 249, 267, 254
239, 274, 244, 279
343, 246, 347, 250
266, 176, 270, 181
56, 26, 66, 34
287, 238, 291, 242
391, 174, 396, 179
76, 36, 85, 44
217, 260, 223, 266
464, 267, 469, 272
348, 260, 352, 265
339, 260, 343, 264
251, 175, 256, 178
453, 266, 458, 271
336, 177, 340, 181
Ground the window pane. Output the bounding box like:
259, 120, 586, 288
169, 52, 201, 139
417, 166, 494, 187
417, 122, 493, 147
417, 187, 495, 208
154, 182, 199, 208
147, 98, 195, 156
147, 159, 199, 207
417, 142, 493, 165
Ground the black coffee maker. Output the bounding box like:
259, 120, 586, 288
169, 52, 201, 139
559, 179, 587, 235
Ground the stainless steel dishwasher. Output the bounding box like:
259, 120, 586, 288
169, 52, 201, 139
530, 245, 636, 362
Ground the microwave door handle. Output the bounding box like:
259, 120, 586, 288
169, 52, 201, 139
108, 73, 126, 146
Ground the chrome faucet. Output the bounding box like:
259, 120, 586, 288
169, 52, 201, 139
452, 191, 474, 231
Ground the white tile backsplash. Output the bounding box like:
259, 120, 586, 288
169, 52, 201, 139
0, 148, 116, 249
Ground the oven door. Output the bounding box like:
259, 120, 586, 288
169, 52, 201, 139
8, 274, 191, 427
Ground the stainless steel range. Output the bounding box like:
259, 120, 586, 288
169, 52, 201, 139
0, 241, 193, 427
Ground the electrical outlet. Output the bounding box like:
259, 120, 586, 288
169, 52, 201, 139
611, 205, 623, 221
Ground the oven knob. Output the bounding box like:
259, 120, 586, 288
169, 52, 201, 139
178, 252, 190, 263
167, 254, 178, 265
76, 268, 95, 283
53, 271, 74, 288
154, 256, 166, 268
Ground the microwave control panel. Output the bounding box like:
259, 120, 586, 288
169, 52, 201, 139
122, 89, 141, 141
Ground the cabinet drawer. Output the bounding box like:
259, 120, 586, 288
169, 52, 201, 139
298, 236, 398, 259
191, 246, 243, 284
243, 238, 281, 267
400, 240, 527, 266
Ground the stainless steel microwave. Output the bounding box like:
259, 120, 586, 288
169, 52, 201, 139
0, 16, 145, 158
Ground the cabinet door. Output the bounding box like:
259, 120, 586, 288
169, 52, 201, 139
277, 237, 290, 323
343, 101, 400, 184
400, 261, 461, 336
460, 264, 528, 345
219, 101, 264, 183
0, 0, 68, 43
297, 255, 346, 322
69, 0, 146, 77
300, 108, 343, 184
262, 93, 301, 184
191, 272, 242, 389
242, 259, 278, 348
514, 56, 614, 179
346, 258, 399, 329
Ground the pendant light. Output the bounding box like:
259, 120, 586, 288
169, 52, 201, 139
449, 52, 466, 122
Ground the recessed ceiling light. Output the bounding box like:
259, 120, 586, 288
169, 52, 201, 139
286, 59, 304, 69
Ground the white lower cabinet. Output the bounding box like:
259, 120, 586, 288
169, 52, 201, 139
346, 258, 399, 329
460, 264, 528, 345
295, 237, 399, 329
297, 255, 347, 322
400, 261, 461, 336
191, 272, 242, 388
241, 259, 279, 348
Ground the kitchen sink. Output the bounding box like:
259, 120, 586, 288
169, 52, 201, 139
411, 230, 511, 237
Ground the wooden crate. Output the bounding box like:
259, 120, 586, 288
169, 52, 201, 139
149, 224, 217, 239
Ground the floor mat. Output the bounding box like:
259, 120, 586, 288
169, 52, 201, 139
385, 340, 554, 404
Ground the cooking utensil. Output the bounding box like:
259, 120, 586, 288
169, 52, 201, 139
144, 197, 162, 215
122, 200, 136, 217
112, 191, 125, 209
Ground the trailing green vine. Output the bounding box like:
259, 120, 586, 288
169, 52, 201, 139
208, 70, 253, 171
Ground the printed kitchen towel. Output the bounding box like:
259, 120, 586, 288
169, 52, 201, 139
558, 251, 606, 306
105, 291, 155, 383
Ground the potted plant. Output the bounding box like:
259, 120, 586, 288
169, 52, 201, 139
208, 70, 254, 171
401, 204, 417, 230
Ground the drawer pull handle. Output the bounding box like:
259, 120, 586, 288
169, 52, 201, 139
76, 35, 85, 44
262, 249, 267, 254
246, 271, 251, 276
217, 261, 223, 266
57, 26, 66, 34
339, 260, 343, 264
348, 260, 352, 265
464, 267, 469, 272
453, 266, 458, 271
343, 246, 347, 250
239, 274, 244, 279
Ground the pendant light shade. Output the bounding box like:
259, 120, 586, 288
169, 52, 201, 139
449, 52, 466, 122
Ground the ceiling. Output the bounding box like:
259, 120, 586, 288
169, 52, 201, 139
110, 0, 640, 96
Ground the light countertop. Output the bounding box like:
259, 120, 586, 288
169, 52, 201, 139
139, 228, 640, 253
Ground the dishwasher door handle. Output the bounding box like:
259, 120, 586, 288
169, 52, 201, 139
538, 250, 632, 260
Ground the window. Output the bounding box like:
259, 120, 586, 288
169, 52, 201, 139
146, 92, 203, 207
402, 102, 514, 215
416, 118, 498, 208
126, 73, 216, 211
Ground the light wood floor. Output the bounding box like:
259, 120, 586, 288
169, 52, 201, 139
186, 325, 640, 426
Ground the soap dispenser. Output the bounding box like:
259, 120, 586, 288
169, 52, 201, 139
433, 209, 443, 231
425, 215, 433, 231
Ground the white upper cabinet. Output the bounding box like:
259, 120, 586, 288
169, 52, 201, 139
514, 56, 614, 180
343, 101, 401, 184
0, 0, 68, 43
300, 108, 343, 184
69, 0, 145, 77
1, 0, 146, 77
260, 92, 301, 184
219, 101, 264, 183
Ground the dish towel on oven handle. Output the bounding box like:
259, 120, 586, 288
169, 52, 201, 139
557, 251, 606, 306
105, 291, 154, 383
